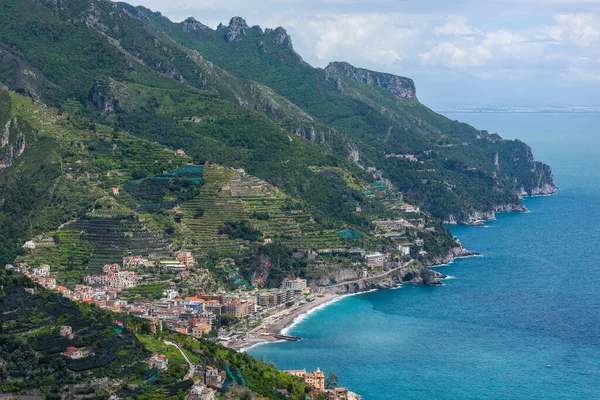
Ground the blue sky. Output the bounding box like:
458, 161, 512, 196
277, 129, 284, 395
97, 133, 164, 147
127, 0, 600, 107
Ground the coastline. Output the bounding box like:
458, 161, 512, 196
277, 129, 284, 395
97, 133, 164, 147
230, 292, 345, 352
230, 250, 477, 353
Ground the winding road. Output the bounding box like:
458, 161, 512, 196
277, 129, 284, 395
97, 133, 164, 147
163, 339, 195, 381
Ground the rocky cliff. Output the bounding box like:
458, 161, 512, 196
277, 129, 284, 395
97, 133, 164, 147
444, 203, 528, 226
321, 262, 445, 295
325, 61, 417, 100
0, 117, 26, 170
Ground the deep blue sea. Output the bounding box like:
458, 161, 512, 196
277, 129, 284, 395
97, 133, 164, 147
250, 113, 600, 399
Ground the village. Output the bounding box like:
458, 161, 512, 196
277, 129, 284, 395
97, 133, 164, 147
5, 171, 441, 400
5, 248, 370, 400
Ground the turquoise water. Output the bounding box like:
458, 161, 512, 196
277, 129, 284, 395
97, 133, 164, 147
249, 113, 600, 399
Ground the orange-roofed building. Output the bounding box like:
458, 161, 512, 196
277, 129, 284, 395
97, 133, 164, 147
62, 346, 84, 359
192, 323, 212, 338
150, 354, 169, 370
176, 327, 189, 336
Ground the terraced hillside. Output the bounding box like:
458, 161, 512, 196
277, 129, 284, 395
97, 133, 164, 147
180, 165, 347, 253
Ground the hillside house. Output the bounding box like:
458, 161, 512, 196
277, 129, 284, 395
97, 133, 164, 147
176, 251, 195, 268
398, 245, 411, 256
364, 252, 385, 267
284, 368, 325, 391
205, 366, 226, 389
149, 354, 169, 370
192, 323, 212, 338
62, 346, 84, 359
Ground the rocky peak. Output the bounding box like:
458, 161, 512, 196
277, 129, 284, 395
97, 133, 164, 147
219, 16, 249, 43
182, 17, 209, 33
325, 62, 417, 100
265, 26, 293, 48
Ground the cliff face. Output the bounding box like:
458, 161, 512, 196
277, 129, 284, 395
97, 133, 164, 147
522, 155, 558, 196
444, 203, 528, 226
423, 244, 478, 266
325, 61, 417, 100
321, 262, 445, 295
0, 116, 26, 170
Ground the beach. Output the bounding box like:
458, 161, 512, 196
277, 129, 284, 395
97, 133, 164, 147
227, 292, 344, 351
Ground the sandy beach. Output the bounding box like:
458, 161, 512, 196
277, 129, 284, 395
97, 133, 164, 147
227, 292, 343, 351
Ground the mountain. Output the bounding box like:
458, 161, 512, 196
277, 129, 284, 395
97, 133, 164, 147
138, 10, 556, 219
0, 0, 556, 275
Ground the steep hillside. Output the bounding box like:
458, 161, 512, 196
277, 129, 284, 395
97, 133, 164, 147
0, 92, 380, 288
139, 9, 557, 222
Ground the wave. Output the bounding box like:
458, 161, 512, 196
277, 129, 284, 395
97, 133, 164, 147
239, 339, 286, 353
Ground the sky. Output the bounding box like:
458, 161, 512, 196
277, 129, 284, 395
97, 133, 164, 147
125, 0, 600, 107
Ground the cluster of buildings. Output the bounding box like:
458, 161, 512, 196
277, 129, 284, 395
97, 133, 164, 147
84, 264, 140, 289
131, 284, 308, 338
5, 263, 57, 289
187, 365, 226, 400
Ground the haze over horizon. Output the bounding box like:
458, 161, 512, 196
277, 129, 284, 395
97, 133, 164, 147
123, 0, 600, 108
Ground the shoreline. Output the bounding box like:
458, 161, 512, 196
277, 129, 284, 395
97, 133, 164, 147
230, 253, 477, 353
231, 292, 345, 352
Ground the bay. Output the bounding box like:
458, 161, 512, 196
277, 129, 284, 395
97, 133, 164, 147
249, 113, 600, 399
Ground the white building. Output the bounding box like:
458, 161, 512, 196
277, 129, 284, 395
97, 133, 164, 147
282, 278, 307, 292
160, 260, 187, 271
414, 238, 424, 247
398, 245, 410, 256
32, 264, 50, 277
23, 240, 36, 249
401, 203, 420, 213
364, 252, 385, 267
164, 289, 179, 300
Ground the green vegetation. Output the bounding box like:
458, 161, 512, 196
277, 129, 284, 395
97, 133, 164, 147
219, 221, 263, 242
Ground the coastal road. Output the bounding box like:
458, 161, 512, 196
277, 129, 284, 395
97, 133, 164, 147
163, 340, 195, 380
325, 260, 415, 289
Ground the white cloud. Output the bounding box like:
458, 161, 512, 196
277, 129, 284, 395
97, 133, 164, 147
544, 14, 600, 47
433, 15, 478, 36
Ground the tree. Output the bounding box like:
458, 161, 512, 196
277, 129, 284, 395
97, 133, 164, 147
325, 371, 338, 389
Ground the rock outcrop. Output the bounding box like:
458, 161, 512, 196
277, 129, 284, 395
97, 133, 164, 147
182, 17, 209, 33
444, 203, 528, 226
90, 80, 122, 113
219, 17, 249, 43
0, 118, 26, 170
325, 62, 417, 100
321, 263, 446, 295
424, 245, 478, 267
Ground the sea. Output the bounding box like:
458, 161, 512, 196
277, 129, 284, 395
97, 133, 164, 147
249, 113, 600, 399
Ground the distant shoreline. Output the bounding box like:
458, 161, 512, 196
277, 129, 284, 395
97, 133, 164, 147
435, 108, 600, 114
